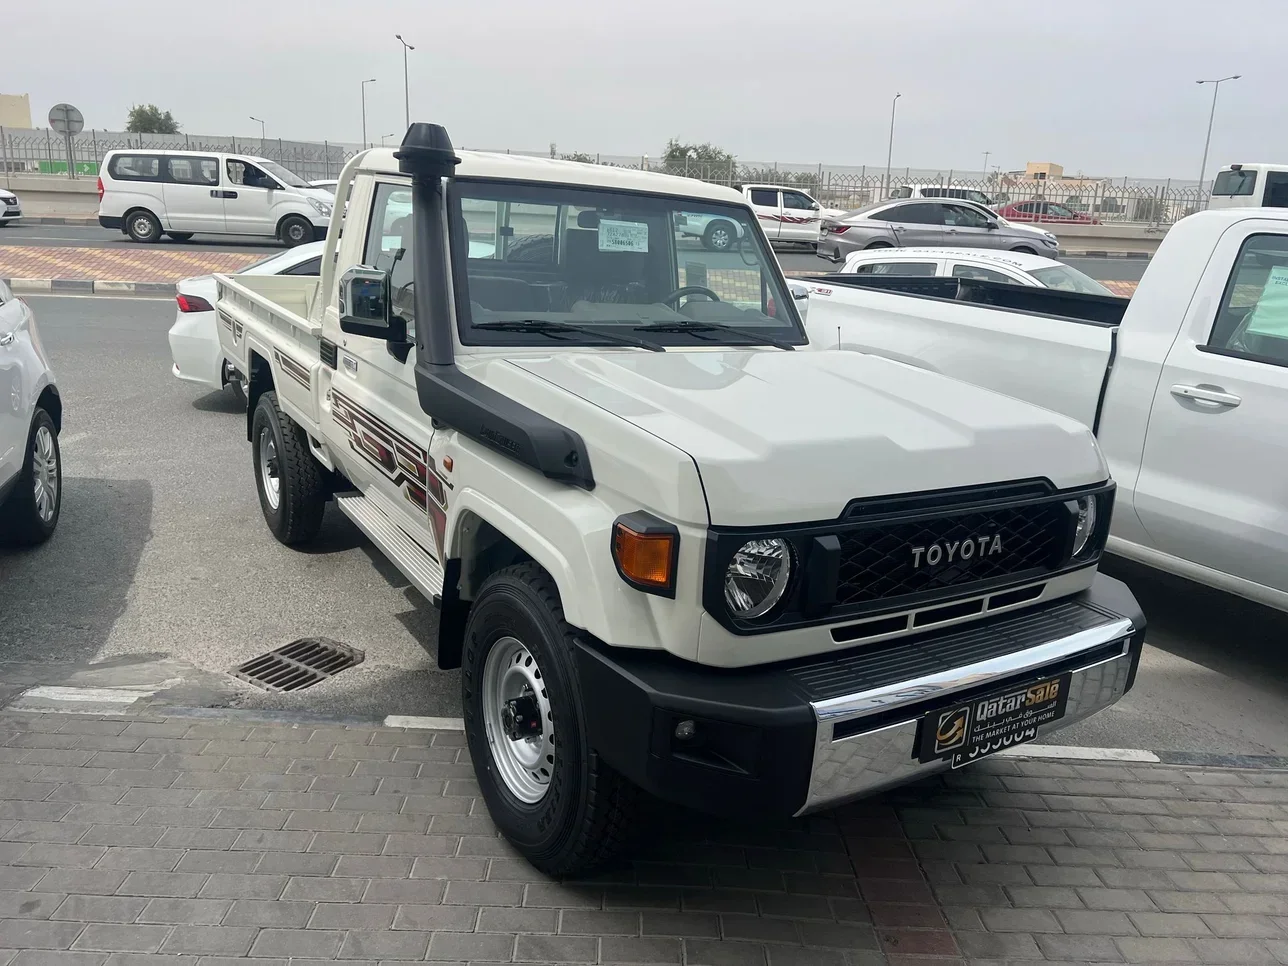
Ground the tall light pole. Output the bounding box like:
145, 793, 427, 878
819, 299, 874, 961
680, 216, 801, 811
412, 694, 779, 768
380, 133, 396, 147
982, 150, 990, 178
1196, 74, 1241, 205
250, 116, 265, 149
883, 93, 901, 200
360, 78, 376, 149
395, 34, 415, 129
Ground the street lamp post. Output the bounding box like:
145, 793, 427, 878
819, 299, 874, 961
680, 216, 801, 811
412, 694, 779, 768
1196, 74, 1241, 206
982, 150, 990, 177
250, 116, 265, 151
395, 34, 415, 129
884, 93, 901, 200
360, 78, 376, 149
380, 133, 397, 147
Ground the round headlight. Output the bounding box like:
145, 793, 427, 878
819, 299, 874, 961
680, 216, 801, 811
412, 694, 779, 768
1071, 496, 1097, 557
724, 538, 792, 619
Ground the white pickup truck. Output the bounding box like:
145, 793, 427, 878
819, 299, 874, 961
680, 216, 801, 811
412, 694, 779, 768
214, 122, 1143, 874
800, 207, 1288, 613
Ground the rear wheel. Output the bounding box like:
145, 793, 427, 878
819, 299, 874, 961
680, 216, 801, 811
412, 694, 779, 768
279, 215, 313, 248
251, 391, 326, 545
463, 563, 638, 877
166, 232, 194, 242
865, 241, 893, 250
0, 408, 61, 546
702, 220, 735, 252
126, 210, 162, 243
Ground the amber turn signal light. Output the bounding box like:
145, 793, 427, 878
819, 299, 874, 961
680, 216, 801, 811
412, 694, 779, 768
612, 514, 679, 598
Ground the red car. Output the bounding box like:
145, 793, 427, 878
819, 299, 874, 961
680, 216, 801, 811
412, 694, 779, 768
997, 201, 1100, 225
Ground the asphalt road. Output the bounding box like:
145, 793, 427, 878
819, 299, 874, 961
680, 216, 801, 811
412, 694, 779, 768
2, 223, 1152, 283
4, 295, 1279, 759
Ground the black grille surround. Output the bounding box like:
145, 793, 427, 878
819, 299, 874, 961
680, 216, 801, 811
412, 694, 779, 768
702, 478, 1115, 636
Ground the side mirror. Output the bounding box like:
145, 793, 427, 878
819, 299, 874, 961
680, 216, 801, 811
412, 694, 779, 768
985, 220, 999, 230
339, 266, 406, 342
788, 281, 810, 301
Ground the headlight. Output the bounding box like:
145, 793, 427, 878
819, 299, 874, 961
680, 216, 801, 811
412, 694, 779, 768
308, 197, 332, 217
724, 538, 792, 619
1071, 496, 1098, 557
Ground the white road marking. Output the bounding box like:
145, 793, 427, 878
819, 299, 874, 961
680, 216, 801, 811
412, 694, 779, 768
384, 714, 465, 731
998, 743, 1160, 763
20, 685, 157, 704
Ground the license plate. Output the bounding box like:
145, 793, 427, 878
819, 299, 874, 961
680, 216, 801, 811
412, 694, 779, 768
917, 672, 1071, 768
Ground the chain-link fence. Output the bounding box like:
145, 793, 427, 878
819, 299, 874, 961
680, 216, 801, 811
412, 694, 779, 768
0, 125, 1205, 226
0, 126, 360, 183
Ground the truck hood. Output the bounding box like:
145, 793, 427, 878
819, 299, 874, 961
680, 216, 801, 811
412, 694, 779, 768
503, 349, 1107, 526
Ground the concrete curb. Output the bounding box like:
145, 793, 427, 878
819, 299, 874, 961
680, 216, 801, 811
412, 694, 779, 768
4, 277, 175, 296
4, 216, 99, 227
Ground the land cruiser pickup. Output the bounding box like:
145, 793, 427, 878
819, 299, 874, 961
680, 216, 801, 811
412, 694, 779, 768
214, 123, 1144, 874
799, 208, 1288, 613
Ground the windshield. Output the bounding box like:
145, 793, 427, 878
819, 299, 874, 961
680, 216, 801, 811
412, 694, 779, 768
1029, 265, 1114, 296
424, 180, 805, 348
1212, 169, 1259, 196
256, 159, 310, 189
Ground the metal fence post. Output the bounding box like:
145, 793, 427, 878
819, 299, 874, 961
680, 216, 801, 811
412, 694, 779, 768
46, 128, 53, 172
232, 135, 237, 153
0, 127, 7, 188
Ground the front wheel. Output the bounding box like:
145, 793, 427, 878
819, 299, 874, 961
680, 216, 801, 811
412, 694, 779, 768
279, 215, 313, 248
250, 391, 326, 545
1011, 246, 1038, 255
0, 408, 61, 546
462, 563, 638, 877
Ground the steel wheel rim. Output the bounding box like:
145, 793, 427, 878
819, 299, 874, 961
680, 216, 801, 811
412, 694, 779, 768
31, 425, 57, 523
289, 223, 306, 242
258, 427, 281, 510
481, 635, 554, 804
132, 216, 152, 238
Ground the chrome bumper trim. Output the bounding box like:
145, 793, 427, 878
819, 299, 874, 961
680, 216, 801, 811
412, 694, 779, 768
798, 618, 1135, 816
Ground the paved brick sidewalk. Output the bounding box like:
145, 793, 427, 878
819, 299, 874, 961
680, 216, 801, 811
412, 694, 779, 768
0, 246, 259, 283
0, 711, 1282, 965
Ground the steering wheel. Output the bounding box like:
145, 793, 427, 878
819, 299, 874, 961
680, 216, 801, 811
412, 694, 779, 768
662, 285, 721, 306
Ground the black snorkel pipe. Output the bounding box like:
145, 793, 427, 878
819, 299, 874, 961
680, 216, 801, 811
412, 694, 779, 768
395, 122, 594, 490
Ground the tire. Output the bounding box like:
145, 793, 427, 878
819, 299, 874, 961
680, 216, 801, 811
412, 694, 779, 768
125, 210, 162, 243
0, 408, 61, 547
279, 215, 313, 248
462, 563, 638, 877
702, 220, 735, 252
250, 391, 326, 546
1011, 246, 1038, 255
865, 241, 894, 250
166, 232, 194, 242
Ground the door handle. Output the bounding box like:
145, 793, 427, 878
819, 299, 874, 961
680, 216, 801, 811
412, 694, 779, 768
0, 332, 14, 347
210, 190, 237, 199
225, 191, 237, 199
1170, 384, 1241, 408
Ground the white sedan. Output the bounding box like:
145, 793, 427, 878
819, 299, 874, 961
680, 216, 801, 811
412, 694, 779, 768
168, 242, 325, 403
837, 247, 1113, 295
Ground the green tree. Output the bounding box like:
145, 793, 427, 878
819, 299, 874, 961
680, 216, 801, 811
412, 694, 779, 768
663, 139, 736, 178
559, 151, 596, 164
125, 104, 180, 134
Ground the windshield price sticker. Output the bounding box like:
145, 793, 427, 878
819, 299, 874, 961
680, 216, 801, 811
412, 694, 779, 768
599, 219, 649, 253
917, 672, 1072, 768
1244, 264, 1288, 339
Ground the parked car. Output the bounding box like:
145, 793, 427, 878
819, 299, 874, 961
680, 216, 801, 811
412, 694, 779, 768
996, 201, 1099, 225
0, 281, 62, 545
215, 124, 1143, 875
819, 199, 1061, 262
891, 184, 995, 207
676, 184, 844, 250
839, 248, 1113, 295
1208, 163, 1288, 209
98, 150, 332, 246
0, 189, 21, 225
800, 207, 1288, 613
169, 242, 326, 404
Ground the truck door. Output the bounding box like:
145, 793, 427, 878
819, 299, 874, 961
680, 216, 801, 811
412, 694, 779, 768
1134, 225, 1288, 597
160, 155, 225, 234
780, 190, 821, 244
747, 187, 782, 240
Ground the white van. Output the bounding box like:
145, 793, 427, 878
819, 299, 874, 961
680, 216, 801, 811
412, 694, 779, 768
1208, 163, 1288, 210
892, 184, 995, 208
97, 150, 333, 246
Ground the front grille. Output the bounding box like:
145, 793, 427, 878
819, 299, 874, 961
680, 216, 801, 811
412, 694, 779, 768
836, 501, 1068, 608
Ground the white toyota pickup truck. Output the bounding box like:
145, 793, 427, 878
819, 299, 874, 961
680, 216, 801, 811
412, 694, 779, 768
800, 207, 1288, 613
214, 122, 1144, 875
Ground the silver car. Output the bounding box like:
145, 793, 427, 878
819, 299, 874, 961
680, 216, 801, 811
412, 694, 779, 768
818, 199, 1060, 263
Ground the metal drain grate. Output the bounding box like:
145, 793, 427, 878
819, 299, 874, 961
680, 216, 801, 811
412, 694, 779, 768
231, 638, 364, 692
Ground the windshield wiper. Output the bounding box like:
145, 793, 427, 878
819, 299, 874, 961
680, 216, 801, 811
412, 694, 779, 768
473, 320, 666, 352
634, 320, 796, 350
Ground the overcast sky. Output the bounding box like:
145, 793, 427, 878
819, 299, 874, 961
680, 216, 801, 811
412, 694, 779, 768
8, 0, 1282, 179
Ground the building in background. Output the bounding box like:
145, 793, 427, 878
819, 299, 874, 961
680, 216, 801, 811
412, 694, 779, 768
0, 94, 33, 130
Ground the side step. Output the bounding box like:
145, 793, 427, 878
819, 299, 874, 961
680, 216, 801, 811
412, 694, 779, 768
335, 490, 445, 604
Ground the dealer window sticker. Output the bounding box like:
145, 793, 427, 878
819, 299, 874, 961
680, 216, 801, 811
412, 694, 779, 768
598, 219, 649, 253
1244, 264, 1288, 339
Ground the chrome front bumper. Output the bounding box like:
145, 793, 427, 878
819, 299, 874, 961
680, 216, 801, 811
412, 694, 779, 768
796, 609, 1137, 815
